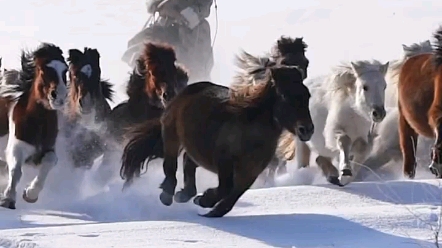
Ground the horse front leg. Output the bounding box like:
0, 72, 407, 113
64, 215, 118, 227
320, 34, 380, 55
335, 133, 353, 186
316, 155, 341, 186
341, 137, 371, 185
295, 138, 311, 168
0, 141, 27, 209
398, 108, 418, 179
23, 150, 57, 203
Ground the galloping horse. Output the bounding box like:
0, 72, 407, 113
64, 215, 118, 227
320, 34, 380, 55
63, 47, 114, 169
285, 41, 433, 182
120, 50, 314, 217
398, 26, 442, 178
0, 43, 68, 209
293, 59, 389, 186
91, 42, 189, 187
223, 36, 310, 185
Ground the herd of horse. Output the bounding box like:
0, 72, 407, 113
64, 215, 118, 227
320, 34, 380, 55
0, 24, 442, 217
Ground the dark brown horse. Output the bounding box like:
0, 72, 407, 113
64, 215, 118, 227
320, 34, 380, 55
120, 50, 314, 217
398, 26, 442, 178
91, 42, 189, 186
62, 47, 114, 169
0, 43, 68, 209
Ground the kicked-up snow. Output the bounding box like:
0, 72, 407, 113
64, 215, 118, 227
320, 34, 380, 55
1, 0, 442, 247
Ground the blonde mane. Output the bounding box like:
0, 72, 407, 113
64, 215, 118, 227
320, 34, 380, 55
325, 60, 385, 101
229, 50, 275, 108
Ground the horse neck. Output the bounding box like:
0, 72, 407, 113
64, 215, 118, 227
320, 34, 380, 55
93, 95, 111, 123
24, 82, 48, 114
240, 86, 277, 119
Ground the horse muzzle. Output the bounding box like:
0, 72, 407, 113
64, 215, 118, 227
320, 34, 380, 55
295, 122, 314, 142
371, 106, 386, 123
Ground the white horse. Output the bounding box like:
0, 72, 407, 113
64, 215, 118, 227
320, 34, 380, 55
353, 41, 434, 180
287, 41, 433, 185
294, 60, 389, 186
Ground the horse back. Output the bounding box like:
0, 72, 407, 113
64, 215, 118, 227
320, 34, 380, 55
162, 82, 230, 172
398, 53, 435, 137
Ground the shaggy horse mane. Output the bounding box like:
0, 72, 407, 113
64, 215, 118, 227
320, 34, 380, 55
229, 50, 276, 108
0, 43, 64, 101
270, 36, 307, 59
126, 42, 188, 101
325, 59, 385, 100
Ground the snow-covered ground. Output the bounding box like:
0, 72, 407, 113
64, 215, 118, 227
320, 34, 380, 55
1, 0, 442, 247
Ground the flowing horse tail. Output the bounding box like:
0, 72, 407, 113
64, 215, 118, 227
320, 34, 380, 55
120, 118, 163, 189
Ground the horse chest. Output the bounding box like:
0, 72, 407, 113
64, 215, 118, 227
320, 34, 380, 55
399, 84, 434, 137
12, 106, 58, 150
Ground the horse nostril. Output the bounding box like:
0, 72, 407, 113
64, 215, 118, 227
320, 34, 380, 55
51, 91, 57, 99
372, 107, 386, 121
297, 126, 307, 136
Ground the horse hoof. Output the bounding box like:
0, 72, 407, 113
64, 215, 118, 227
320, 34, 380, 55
22, 190, 38, 203
198, 210, 224, 218
0, 197, 16, 209
193, 195, 202, 206
159, 191, 173, 206
405, 170, 416, 179
174, 190, 193, 203
327, 176, 344, 187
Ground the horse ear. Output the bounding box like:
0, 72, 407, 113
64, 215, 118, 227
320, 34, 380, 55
425, 40, 432, 47
350, 62, 361, 76
0, 57, 2, 69
402, 44, 410, 52
84, 47, 100, 63
68, 49, 83, 65
380, 62, 389, 76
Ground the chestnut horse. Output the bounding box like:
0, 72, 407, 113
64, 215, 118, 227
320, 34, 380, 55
398, 26, 442, 178
0, 43, 68, 209
120, 51, 314, 217
90, 42, 189, 187
63, 47, 114, 169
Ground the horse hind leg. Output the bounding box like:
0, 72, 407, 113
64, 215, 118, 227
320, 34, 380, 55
174, 152, 198, 203
193, 157, 234, 209
23, 150, 57, 203
159, 125, 181, 206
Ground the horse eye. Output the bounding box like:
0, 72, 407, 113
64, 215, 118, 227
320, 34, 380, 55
363, 85, 368, 91
51, 91, 57, 99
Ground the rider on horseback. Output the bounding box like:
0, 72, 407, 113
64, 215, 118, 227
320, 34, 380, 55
123, 0, 214, 82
